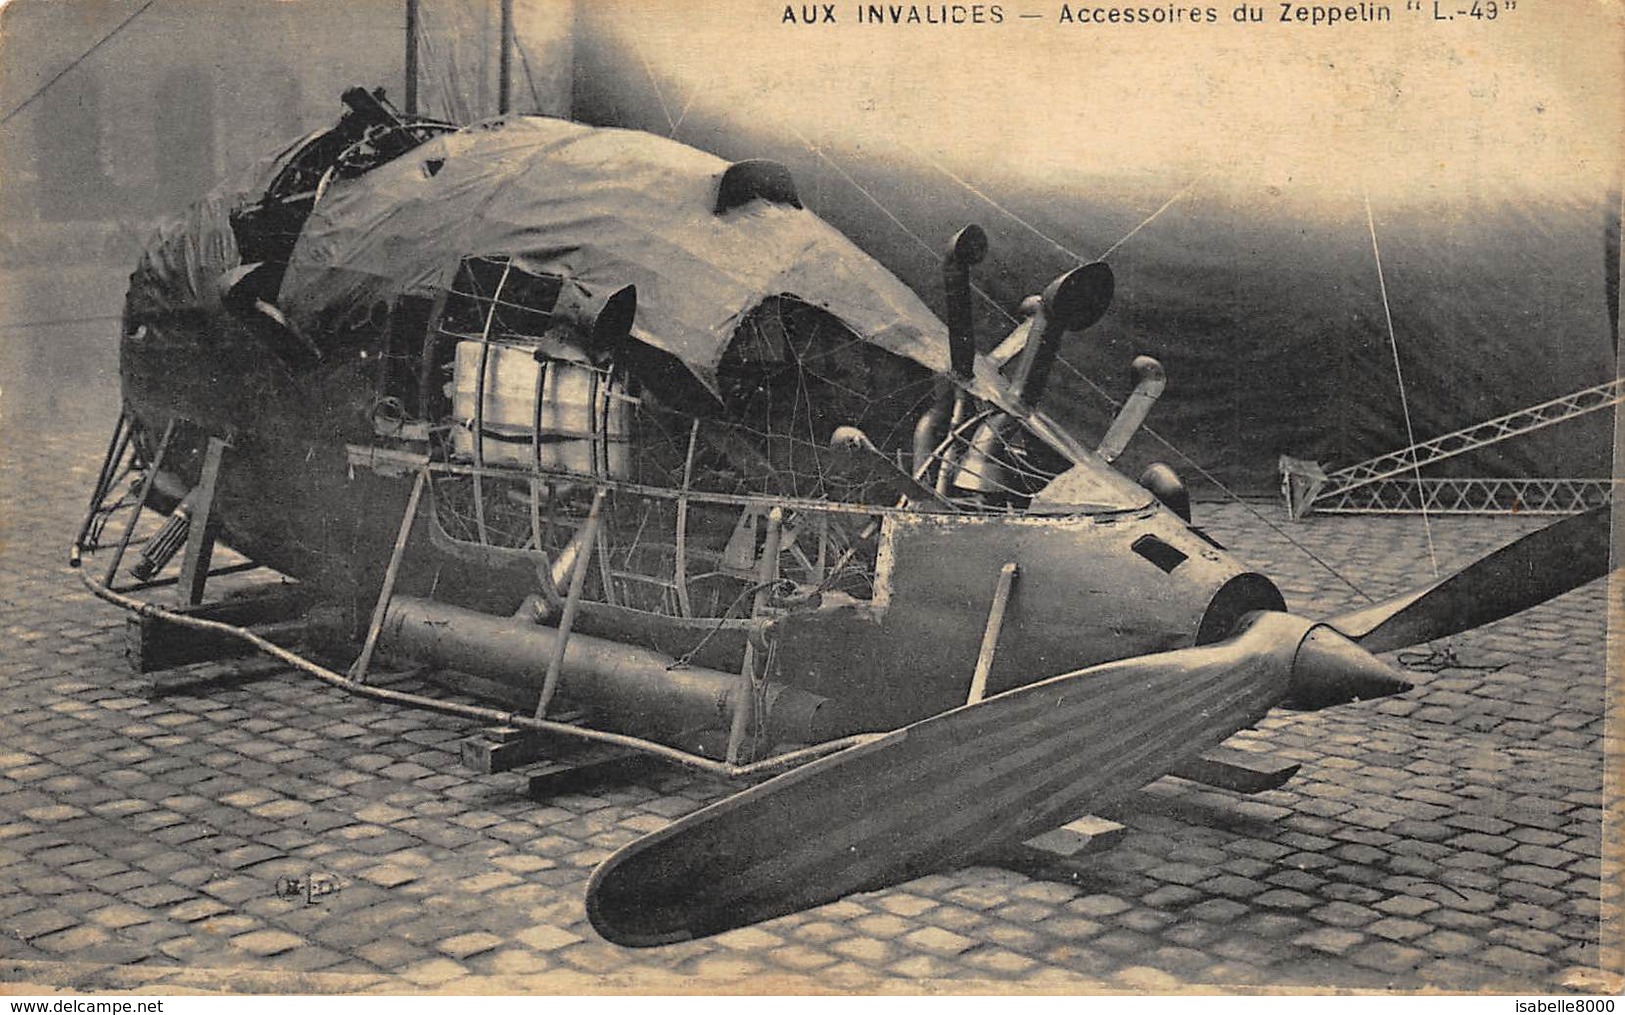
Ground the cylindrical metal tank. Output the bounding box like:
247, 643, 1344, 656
377, 596, 849, 746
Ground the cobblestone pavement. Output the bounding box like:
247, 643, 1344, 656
0, 399, 1617, 994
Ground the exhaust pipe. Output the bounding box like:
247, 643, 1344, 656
1007, 261, 1114, 413
1098, 355, 1166, 463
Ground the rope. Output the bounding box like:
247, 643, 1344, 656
1396, 646, 1506, 674
667, 579, 777, 670
784, 116, 1371, 599
903, 144, 1087, 264
0, 0, 158, 127
1365, 192, 1439, 577
1097, 184, 1195, 261
635, 48, 676, 135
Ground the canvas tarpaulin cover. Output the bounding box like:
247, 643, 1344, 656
122, 110, 1137, 505
123, 132, 319, 325
276, 115, 987, 402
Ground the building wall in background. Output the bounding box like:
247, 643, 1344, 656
0, 0, 573, 264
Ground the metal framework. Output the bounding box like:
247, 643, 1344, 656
1311, 477, 1617, 516
70, 412, 882, 781
1284, 378, 1622, 518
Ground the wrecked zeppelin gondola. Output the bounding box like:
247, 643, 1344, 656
73, 88, 1614, 946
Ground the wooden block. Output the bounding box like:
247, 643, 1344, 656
1020, 814, 1126, 859
1169, 746, 1301, 794
125, 587, 311, 673
527, 748, 651, 800
460, 729, 550, 774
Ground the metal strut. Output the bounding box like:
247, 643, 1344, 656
103, 417, 177, 585
536, 488, 606, 718
966, 562, 1019, 705
70, 410, 134, 566
351, 468, 428, 685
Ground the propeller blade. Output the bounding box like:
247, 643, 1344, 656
587, 611, 1395, 946
1327, 503, 1613, 654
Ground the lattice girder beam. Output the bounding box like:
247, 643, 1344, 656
1315, 379, 1623, 500
1313, 477, 1616, 515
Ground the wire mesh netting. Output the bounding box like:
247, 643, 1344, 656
423, 255, 1078, 619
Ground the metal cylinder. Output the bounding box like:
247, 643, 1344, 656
377, 597, 848, 746
131, 503, 192, 580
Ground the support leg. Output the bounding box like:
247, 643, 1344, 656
104, 417, 177, 586
536, 488, 606, 718
727, 507, 782, 764
176, 436, 230, 606
351, 468, 428, 685
72, 411, 132, 564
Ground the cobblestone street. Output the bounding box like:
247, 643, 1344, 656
0, 353, 1617, 994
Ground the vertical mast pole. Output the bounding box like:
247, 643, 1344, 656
404, 0, 419, 115
498, 0, 514, 114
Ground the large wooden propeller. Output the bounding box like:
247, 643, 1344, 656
587, 505, 1614, 946
587, 612, 1393, 946
1325, 503, 1611, 654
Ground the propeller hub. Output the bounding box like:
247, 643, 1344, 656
1285, 624, 1413, 710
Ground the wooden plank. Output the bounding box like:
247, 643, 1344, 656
176, 436, 229, 606
124, 586, 311, 673
460, 727, 550, 774
140, 654, 289, 697
528, 748, 651, 800
1168, 745, 1301, 794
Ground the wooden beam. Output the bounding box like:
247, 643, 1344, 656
1169, 746, 1301, 794
124, 585, 312, 673
176, 436, 229, 606
528, 748, 652, 800
140, 654, 289, 698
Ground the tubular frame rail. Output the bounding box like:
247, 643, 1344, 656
68, 419, 882, 782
